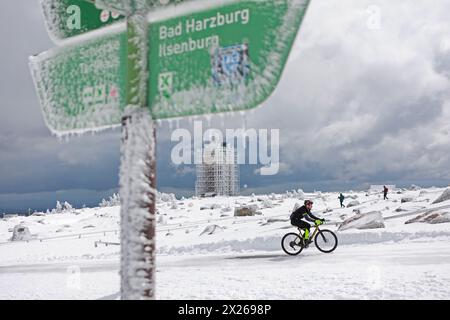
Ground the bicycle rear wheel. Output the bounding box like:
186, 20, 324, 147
281, 233, 304, 255
314, 229, 338, 253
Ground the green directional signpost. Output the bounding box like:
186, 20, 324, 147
30, 0, 311, 299
31, 0, 310, 132
148, 0, 310, 119
41, 0, 125, 42
30, 30, 127, 132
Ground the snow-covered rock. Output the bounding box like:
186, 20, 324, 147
221, 206, 232, 213
432, 188, 450, 204
157, 215, 166, 224
338, 212, 385, 231
199, 225, 224, 236
419, 190, 428, 196
346, 200, 360, 208
405, 210, 450, 225
31, 212, 45, 217
234, 206, 258, 217
260, 218, 288, 226
200, 204, 221, 210
401, 197, 415, 203
10, 225, 32, 241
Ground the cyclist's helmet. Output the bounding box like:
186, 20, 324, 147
304, 200, 314, 206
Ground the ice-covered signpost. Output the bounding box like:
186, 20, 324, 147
30, 0, 312, 299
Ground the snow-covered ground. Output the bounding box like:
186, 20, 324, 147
1, 187, 450, 299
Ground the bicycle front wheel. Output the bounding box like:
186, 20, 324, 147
314, 229, 338, 253
281, 233, 304, 256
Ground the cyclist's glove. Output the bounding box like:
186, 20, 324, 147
315, 219, 324, 226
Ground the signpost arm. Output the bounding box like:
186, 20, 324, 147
120, 3, 156, 300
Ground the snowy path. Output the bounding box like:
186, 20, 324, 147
0, 238, 449, 300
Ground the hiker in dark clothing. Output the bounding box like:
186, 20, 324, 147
338, 193, 345, 208
383, 185, 389, 200
290, 200, 324, 247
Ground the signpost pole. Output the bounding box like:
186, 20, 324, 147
119, 3, 156, 300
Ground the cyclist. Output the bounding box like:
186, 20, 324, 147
290, 200, 325, 247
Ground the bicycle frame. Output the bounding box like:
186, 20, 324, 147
297, 225, 324, 241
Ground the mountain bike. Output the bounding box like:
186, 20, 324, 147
281, 224, 338, 255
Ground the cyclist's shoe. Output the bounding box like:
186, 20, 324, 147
303, 239, 313, 248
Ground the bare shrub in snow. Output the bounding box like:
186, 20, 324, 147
63, 201, 73, 212
158, 192, 176, 203
55, 201, 63, 213
261, 199, 274, 209
99, 193, 120, 207
52, 201, 74, 214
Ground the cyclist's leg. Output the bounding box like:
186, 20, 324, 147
298, 220, 311, 240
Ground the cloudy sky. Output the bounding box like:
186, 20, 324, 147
1, 0, 450, 213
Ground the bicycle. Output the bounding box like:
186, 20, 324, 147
281, 224, 338, 255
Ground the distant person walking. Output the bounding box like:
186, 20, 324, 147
338, 193, 345, 208
383, 185, 389, 200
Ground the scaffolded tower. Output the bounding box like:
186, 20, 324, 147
195, 142, 240, 197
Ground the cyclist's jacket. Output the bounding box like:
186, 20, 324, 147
290, 205, 320, 223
